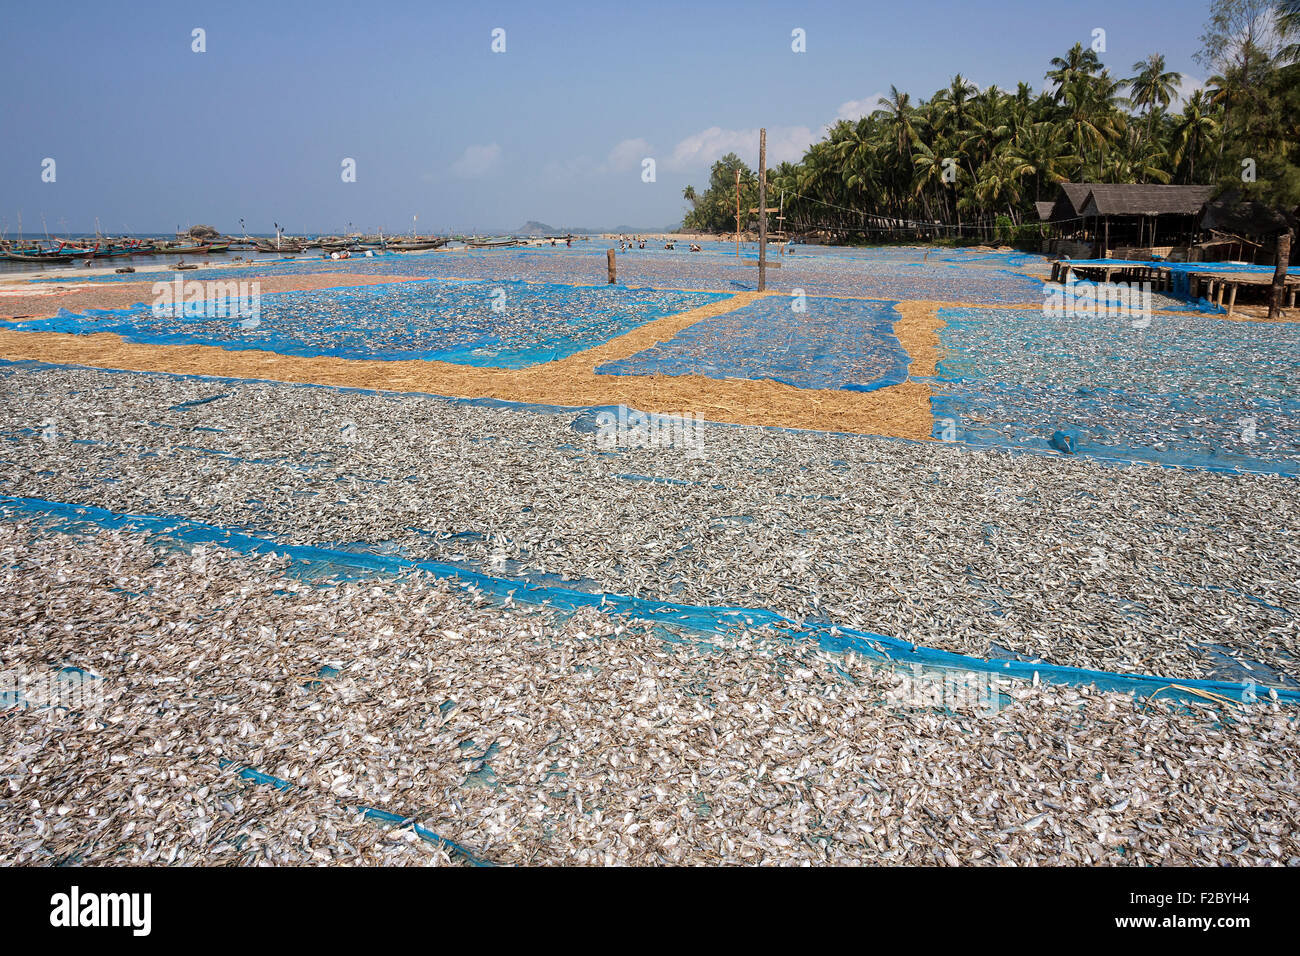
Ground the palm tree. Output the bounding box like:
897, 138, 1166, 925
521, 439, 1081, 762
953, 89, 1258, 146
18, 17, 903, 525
1059, 72, 1123, 175
1171, 90, 1220, 182
1281, 0, 1300, 66
1047, 43, 1103, 102
1005, 122, 1076, 200
1127, 54, 1182, 142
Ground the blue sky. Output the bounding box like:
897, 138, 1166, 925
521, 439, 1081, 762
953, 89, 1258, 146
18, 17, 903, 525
0, 0, 1212, 234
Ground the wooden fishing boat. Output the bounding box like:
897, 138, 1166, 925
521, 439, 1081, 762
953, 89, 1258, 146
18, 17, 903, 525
254, 240, 304, 253
463, 238, 523, 249
2, 250, 73, 263
206, 242, 230, 253
54, 242, 97, 259
163, 244, 213, 255
388, 238, 448, 251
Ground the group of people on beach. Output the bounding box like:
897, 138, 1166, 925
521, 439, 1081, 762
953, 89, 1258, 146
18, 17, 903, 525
615, 236, 701, 252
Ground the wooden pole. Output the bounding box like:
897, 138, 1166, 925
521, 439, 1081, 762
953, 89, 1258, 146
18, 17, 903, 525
735, 168, 741, 259
1226, 282, 1238, 317
607, 248, 616, 284
758, 128, 767, 292
1269, 230, 1292, 319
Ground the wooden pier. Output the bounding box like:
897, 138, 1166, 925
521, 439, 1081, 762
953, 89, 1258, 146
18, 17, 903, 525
1050, 260, 1298, 317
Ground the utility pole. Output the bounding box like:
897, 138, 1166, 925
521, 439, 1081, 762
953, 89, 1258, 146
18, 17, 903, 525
735, 168, 741, 259
758, 128, 767, 292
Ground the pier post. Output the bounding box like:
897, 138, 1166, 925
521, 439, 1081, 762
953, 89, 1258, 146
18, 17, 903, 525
607, 248, 616, 284
1269, 230, 1292, 320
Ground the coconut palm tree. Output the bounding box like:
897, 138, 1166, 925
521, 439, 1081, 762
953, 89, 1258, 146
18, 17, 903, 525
1127, 54, 1183, 142
1005, 122, 1076, 200
1047, 43, 1103, 102
1171, 90, 1220, 182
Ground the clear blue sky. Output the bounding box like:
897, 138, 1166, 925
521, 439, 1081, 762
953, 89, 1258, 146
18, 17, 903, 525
0, 0, 1212, 234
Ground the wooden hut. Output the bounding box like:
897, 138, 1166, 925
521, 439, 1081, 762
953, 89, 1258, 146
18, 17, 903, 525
1195, 195, 1299, 265
1076, 184, 1215, 259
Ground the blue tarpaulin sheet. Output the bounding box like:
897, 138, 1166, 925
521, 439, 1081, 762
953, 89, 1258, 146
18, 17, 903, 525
597, 296, 911, 391
3, 493, 1293, 708
7, 279, 727, 368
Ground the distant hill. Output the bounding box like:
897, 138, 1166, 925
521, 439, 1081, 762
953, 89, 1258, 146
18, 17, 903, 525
516, 221, 561, 236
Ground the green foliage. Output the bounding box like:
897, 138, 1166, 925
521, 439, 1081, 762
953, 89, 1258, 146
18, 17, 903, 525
680, 1, 1300, 239
682, 153, 759, 233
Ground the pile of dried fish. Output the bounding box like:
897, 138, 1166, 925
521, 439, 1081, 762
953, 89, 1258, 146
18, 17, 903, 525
2, 520, 1296, 866
932, 306, 1300, 471
1, 364, 1295, 684
597, 296, 908, 390
9, 281, 724, 369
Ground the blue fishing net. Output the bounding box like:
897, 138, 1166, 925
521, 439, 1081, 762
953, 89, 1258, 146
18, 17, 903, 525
929, 305, 1300, 475
8, 279, 726, 368
597, 296, 910, 391
3, 492, 1290, 708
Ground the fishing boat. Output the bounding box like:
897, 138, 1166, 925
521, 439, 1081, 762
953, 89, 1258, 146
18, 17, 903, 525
2, 250, 73, 263
162, 244, 214, 255
1, 241, 46, 256
463, 237, 523, 249
53, 241, 97, 259
206, 242, 230, 253
388, 237, 448, 251
254, 240, 304, 253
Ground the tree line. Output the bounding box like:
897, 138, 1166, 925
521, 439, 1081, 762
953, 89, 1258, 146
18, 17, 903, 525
682, 0, 1300, 243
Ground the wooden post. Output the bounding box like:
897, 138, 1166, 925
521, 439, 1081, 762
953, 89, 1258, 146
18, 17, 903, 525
735, 168, 741, 259
1269, 230, 1292, 319
1226, 282, 1238, 317
757, 128, 767, 292
607, 248, 616, 284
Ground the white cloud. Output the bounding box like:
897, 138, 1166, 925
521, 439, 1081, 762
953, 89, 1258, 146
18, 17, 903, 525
1171, 73, 1207, 108
834, 92, 889, 122
451, 143, 502, 178
665, 125, 816, 172
606, 138, 653, 171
